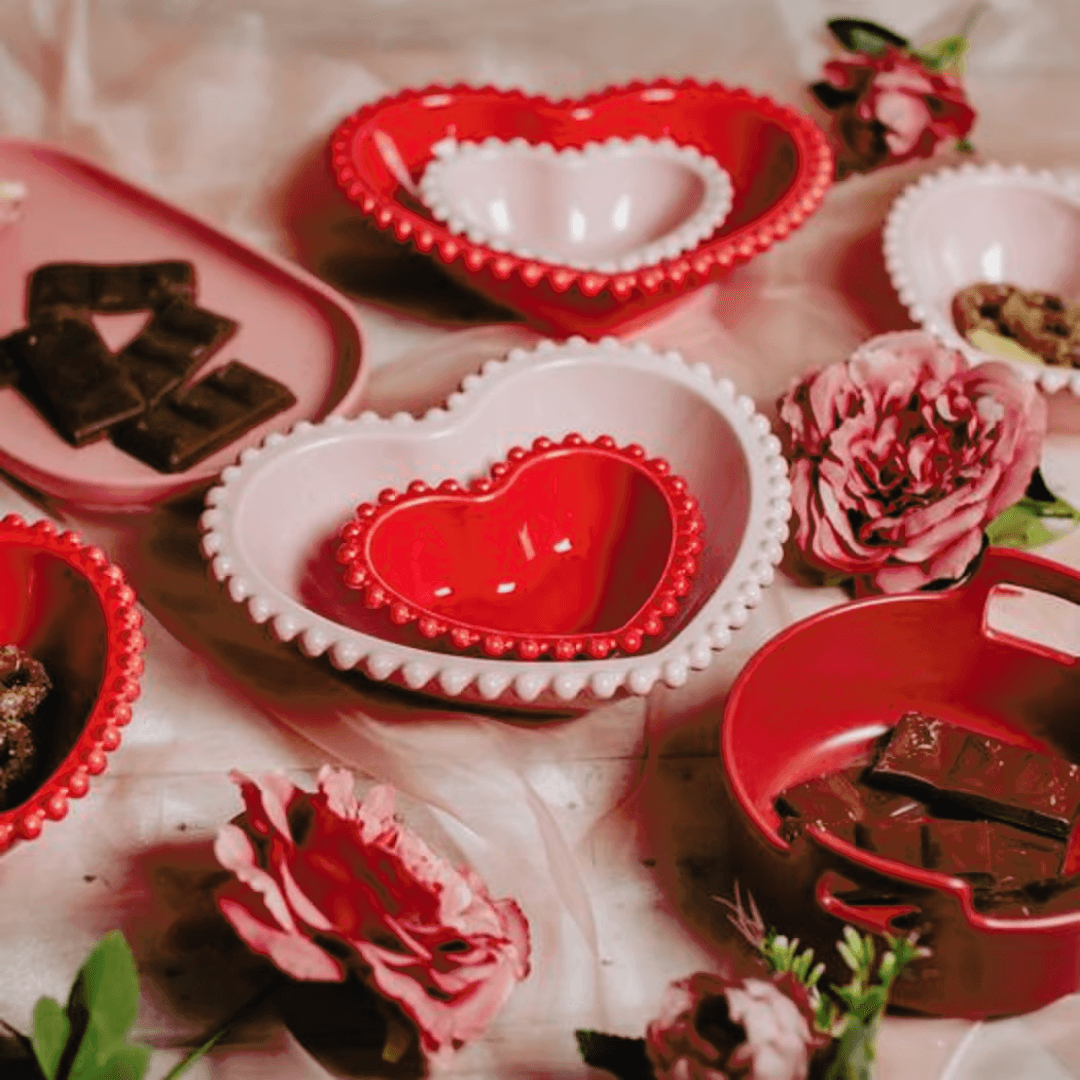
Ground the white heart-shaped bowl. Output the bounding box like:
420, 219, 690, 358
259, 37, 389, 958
418, 136, 734, 274
199, 338, 791, 711
884, 162, 1080, 395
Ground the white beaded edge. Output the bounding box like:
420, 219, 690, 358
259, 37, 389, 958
417, 135, 735, 274
200, 337, 791, 707
883, 161, 1080, 397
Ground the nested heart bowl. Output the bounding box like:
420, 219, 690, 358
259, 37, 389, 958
335, 435, 704, 661
0, 514, 144, 852
417, 136, 734, 274
329, 81, 833, 338
199, 337, 791, 711
722, 548, 1080, 1019
884, 162, 1080, 395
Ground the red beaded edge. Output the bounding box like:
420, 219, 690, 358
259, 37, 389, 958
328, 78, 834, 298
0, 514, 144, 854
334, 435, 705, 661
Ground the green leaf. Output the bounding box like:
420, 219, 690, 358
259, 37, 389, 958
918, 34, 970, 72
575, 1030, 655, 1080
987, 493, 1080, 551
957, 138, 975, 153
85, 1042, 152, 1080
824, 1014, 881, 1080
826, 18, 909, 54
31, 997, 70, 1080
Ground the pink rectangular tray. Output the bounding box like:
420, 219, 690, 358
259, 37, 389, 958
0, 139, 367, 508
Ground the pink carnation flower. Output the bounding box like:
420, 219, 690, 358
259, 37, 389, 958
777, 332, 1046, 593
213, 767, 531, 1060
646, 970, 826, 1080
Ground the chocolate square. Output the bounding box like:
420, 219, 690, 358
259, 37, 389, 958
117, 297, 238, 406
0, 335, 19, 389
111, 361, 296, 473
5, 317, 146, 445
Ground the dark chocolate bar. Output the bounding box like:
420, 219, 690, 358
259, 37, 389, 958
856, 818, 1064, 888
5, 317, 146, 445
870, 713, 1080, 839
28, 261, 196, 317
118, 297, 238, 406
111, 361, 296, 473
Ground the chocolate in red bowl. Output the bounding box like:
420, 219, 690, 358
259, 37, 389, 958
721, 548, 1080, 1019
0, 514, 143, 852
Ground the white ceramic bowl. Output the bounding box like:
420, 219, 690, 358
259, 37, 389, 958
199, 338, 790, 711
418, 135, 734, 274
884, 162, 1080, 394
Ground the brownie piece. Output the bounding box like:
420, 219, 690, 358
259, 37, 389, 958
28, 261, 196, 318
111, 361, 296, 473
5, 317, 146, 445
870, 713, 1080, 840
0, 645, 51, 802
118, 296, 238, 406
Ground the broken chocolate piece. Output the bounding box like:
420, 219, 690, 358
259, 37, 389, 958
117, 296, 238, 406
4, 317, 146, 445
0, 645, 50, 725
111, 360, 296, 473
870, 713, 1080, 840
0, 334, 19, 389
28, 261, 196, 318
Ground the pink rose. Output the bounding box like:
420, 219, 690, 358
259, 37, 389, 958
812, 47, 975, 176
213, 767, 531, 1060
646, 970, 826, 1080
777, 332, 1047, 593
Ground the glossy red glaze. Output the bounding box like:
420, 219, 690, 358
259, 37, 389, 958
0, 514, 144, 854
722, 549, 1080, 1018
329, 81, 833, 337
336, 435, 703, 660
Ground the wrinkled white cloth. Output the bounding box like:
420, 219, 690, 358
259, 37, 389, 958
2, 3, 1080, 1079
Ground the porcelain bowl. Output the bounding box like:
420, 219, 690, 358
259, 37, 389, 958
329, 80, 833, 338
418, 136, 734, 274
884, 162, 1080, 395
0, 514, 144, 853
199, 338, 791, 711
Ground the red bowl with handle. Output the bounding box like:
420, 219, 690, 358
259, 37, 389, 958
0, 514, 144, 852
721, 548, 1080, 1019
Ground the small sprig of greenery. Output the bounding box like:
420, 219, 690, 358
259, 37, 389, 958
3, 931, 261, 1080
723, 885, 929, 1080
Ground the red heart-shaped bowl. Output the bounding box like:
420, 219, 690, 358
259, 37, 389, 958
335, 435, 703, 661
329, 80, 833, 337
0, 514, 143, 853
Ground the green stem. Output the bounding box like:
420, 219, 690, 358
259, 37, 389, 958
960, 2, 985, 38
160, 976, 283, 1080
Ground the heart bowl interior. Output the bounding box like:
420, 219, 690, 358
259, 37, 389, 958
201, 338, 790, 710
330, 81, 833, 338
418, 137, 732, 273
0, 515, 143, 852
342, 439, 701, 658
885, 163, 1080, 392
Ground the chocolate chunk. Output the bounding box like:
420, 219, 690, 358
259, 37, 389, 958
111, 361, 296, 473
870, 713, 1080, 840
28, 261, 196, 318
0, 645, 50, 724
118, 297, 238, 406
0, 718, 34, 799
5, 317, 146, 445
0, 334, 19, 389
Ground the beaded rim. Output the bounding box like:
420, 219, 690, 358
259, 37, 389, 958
883, 161, 1080, 396
329, 79, 834, 301
0, 514, 144, 854
335, 436, 705, 660
417, 136, 735, 274
200, 336, 791, 708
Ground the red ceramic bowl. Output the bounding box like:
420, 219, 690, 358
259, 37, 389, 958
329, 80, 833, 337
0, 514, 144, 853
335, 434, 704, 661
722, 549, 1080, 1019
